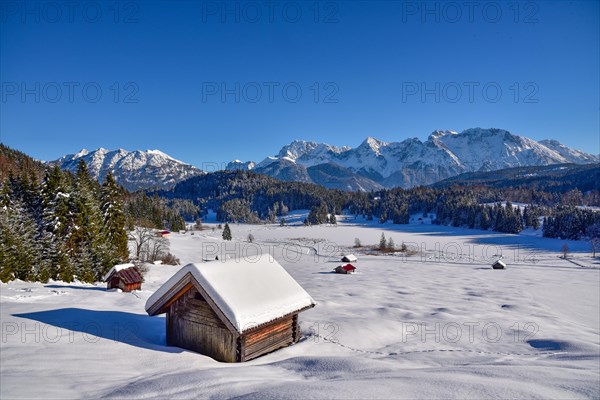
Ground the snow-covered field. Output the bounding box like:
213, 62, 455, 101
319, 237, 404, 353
2, 217, 599, 399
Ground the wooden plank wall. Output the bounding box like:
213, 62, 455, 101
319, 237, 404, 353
167, 288, 237, 362
242, 316, 295, 361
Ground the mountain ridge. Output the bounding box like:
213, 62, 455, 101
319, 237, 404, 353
51, 128, 598, 192
51, 148, 204, 191
227, 128, 598, 189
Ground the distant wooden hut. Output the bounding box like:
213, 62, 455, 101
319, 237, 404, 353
157, 230, 171, 238
341, 254, 358, 262
335, 264, 356, 274
492, 259, 506, 269
145, 255, 315, 362
102, 263, 143, 292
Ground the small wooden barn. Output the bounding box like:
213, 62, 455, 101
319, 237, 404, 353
335, 264, 357, 274
157, 230, 171, 238
341, 254, 358, 262
102, 263, 143, 292
145, 255, 315, 362
492, 259, 506, 269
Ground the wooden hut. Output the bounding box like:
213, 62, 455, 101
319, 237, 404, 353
334, 264, 357, 274
341, 254, 358, 262
102, 263, 143, 292
145, 255, 315, 362
492, 259, 506, 269
157, 230, 171, 238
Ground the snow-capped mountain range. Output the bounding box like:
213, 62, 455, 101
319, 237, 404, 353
52, 148, 204, 191
228, 128, 598, 190
52, 128, 598, 192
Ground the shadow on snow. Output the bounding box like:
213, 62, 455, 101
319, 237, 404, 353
13, 308, 179, 353
44, 284, 106, 292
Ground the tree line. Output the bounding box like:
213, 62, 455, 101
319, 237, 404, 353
162, 171, 600, 240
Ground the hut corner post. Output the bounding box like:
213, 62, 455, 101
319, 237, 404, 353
236, 336, 245, 362
292, 314, 300, 343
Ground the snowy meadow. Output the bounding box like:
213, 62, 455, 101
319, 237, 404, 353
1, 215, 599, 399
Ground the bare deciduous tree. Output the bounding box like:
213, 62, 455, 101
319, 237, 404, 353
147, 237, 169, 262
128, 226, 170, 263
590, 238, 600, 258
588, 223, 600, 258
561, 244, 569, 259
129, 226, 154, 261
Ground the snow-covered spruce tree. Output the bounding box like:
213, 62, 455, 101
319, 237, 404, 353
387, 237, 395, 251
40, 166, 73, 280
1, 175, 44, 281
308, 203, 328, 225
0, 193, 15, 281
531, 208, 540, 230
71, 160, 107, 282
168, 212, 186, 232
0, 198, 39, 281
101, 173, 129, 266
379, 232, 387, 251
222, 222, 232, 241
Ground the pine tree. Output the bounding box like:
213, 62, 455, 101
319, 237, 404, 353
387, 237, 395, 251
71, 159, 106, 279
222, 222, 232, 241
0, 204, 15, 281
531, 208, 540, 230
480, 207, 491, 230
101, 173, 129, 267
379, 232, 387, 250
1, 198, 38, 281
168, 213, 185, 232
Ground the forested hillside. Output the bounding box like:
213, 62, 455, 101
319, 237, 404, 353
0, 161, 128, 282
158, 171, 346, 224
433, 163, 600, 193
161, 170, 600, 240
0, 143, 46, 181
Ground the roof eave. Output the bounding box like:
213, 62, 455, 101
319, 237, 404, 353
240, 303, 316, 335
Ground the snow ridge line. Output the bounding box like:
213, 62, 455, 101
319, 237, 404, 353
308, 334, 568, 358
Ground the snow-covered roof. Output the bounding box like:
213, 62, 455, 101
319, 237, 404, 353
335, 264, 356, 273
493, 259, 506, 267
342, 254, 358, 262
145, 255, 315, 333
102, 263, 136, 281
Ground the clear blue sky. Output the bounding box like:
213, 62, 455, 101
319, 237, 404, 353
1, 1, 599, 167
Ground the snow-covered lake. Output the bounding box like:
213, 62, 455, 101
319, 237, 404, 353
2, 219, 599, 399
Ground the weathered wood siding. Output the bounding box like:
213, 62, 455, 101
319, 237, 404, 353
108, 279, 141, 292
119, 281, 141, 292
167, 288, 237, 362
241, 315, 298, 361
